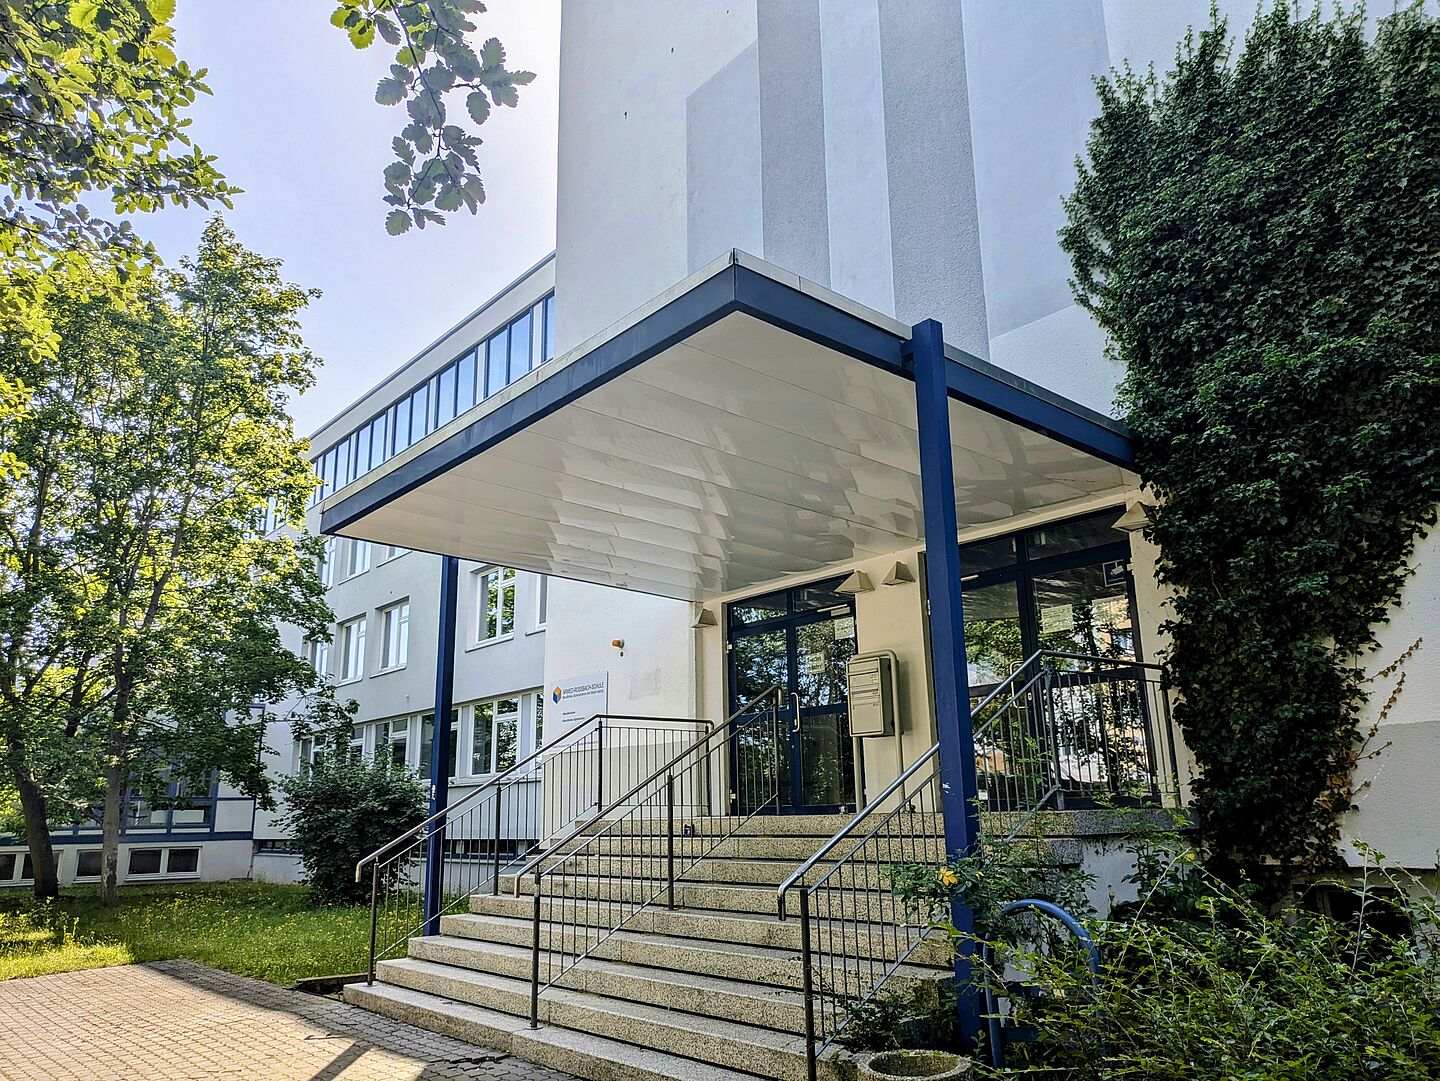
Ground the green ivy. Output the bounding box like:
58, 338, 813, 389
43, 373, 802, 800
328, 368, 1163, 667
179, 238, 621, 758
1060, 4, 1440, 886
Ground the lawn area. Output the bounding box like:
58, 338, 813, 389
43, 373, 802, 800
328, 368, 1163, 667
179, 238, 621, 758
0, 881, 369, 985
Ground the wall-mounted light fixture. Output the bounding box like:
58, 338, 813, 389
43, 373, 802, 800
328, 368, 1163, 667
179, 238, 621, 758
881, 561, 915, 586
1113, 500, 1155, 534
835, 570, 874, 595
611, 638, 625, 657
692, 608, 717, 628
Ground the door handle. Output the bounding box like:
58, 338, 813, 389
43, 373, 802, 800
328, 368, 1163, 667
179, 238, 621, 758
791, 692, 801, 734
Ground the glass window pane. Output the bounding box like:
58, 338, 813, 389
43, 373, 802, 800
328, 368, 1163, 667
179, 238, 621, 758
471, 702, 493, 774
544, 295, 555, 361
1026, 514, 1124, 561
436, 365, 457, 427
485, 327, 509, 396
128, 849, 162, 875
393, 398, 411, 453
793, 580, 851, 613
76, 850, 101, 877
338, 436, 353, 487
508, 311, 533, 384
354, 425, 372, 477
167, 848, 199, 874
960, 535, 1017, 576
495, 700, 519, 771
729, 590, 788, 627
371, 414, 388, 466
410, 384, 430, 444
1032, 564, 1135, 661
457, 350, 477, 412
963, 580, 1024, 689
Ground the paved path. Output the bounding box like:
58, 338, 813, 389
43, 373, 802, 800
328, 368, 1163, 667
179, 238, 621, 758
0, 960, 580, 1080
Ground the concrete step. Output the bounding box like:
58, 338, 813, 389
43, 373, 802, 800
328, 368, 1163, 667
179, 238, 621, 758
523, 853, 904, 890
345, 979, 764, 1081
499, 871, 920, 924
578, 813, 872, 838
407, 935, 811, 1033
467, 893, 943, 959
375, 958, 837, 1081
546, 832, 858, 863
437, 914, 949, 989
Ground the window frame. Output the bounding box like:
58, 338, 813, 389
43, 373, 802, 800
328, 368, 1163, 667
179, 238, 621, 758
473, 566, 517, 646
338, 615, 367, 683
377, 600, 410, 673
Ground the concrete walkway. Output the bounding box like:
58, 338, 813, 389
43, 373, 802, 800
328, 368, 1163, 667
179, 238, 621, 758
0, 960, 581, 1080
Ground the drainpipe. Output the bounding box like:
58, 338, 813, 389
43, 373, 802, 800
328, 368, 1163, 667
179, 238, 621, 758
906, 319, 982, 1049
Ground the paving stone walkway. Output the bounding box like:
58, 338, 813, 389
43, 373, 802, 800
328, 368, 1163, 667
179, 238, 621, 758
0, 960, 580, 1080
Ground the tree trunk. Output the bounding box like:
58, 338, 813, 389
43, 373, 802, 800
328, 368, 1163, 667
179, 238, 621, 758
14, 774, 59, 899
99, 760, 125, 906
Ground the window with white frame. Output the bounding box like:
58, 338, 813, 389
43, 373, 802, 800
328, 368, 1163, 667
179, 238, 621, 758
533, 692, 544, 750
0, 851, 32, 884
348, 724, 365, 759
345, 539, 372, 579
320, 537, 338, 587
419, 710, 459, 780
338, 616, 366, 681
126, 847, 200, 877
305, 637, 330, 678
294, 736, 316, 774
475, 566, 516, 643
534, 574, 548, 630
469, 697, 520, 775
75, 849, 102, 879
378, 543, 408, 563
379, 601, 409, 670
369, 717, 409, 766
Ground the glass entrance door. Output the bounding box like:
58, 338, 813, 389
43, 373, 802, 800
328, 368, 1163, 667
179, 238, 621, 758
727, 577, 858, 814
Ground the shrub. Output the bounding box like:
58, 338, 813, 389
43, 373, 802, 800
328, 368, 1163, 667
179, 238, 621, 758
996, 840, 1440, 1079
280, 753, 426, 903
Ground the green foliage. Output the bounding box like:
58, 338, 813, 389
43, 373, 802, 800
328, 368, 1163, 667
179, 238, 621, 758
837, 979, 960, 1055
280, 751, 426, 904
0, 219, 347, 900
1060, 4, 1440, 884
331, 0, 535, 233
0, 881, 371, 983
0, 0, 234, 255
997, 849, 1440, 1080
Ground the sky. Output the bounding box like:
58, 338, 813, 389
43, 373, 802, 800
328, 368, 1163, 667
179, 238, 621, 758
141, 1, 561, 436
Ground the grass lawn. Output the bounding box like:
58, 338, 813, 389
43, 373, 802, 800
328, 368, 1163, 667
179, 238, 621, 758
0, 881, 369, 985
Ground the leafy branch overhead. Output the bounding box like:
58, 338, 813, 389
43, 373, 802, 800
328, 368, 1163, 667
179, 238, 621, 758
330, 0, 535, 235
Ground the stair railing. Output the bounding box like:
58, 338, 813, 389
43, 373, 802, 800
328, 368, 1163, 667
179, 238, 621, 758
520, 683, 787, 1027
354, 711, 707, 985
776, 649, 1175, 1080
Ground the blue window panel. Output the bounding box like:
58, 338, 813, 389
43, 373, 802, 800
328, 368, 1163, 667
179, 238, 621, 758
410, 383, 430, 445
393, 397, 411, 454
338, 435, 353, 487
436, 365, 457, 427
370, 414, 388, 467
544, 294, 555, 361
508, 310, 533, 384
457, 350, 477, 413
485, 327, 509, 397
325, 448, 338, 496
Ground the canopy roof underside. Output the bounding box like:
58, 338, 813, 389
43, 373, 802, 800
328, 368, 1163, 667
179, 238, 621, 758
321, 255, 1136, 603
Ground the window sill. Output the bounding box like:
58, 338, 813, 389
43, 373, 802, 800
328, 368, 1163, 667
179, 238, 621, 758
371, 664, 407, 678
526, 625, 547, 636
465, 634, 515, 652
336, 676, 364, 687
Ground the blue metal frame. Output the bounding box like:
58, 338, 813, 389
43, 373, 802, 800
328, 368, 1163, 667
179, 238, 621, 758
422, 554, 460, 935
320, 261, 1133, 537
906, 318, 983, 1049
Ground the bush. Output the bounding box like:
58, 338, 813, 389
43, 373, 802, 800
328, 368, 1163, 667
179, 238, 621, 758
280, 753, 426, 903
994, 837, 1440, 1079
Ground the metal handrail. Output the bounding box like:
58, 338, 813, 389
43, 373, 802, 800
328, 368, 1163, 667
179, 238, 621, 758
776, 649, 1053, 919
510, 683, 785, 885
354, 711, 706, 881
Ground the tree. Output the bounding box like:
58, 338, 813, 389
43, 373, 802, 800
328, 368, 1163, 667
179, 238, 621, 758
280, 750, 426, 904
0, 219, 349, 901
329, 0, 535, 234
1060, 4, 1440, 885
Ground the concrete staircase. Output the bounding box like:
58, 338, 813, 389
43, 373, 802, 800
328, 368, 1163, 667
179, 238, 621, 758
344, 814, 950, 1081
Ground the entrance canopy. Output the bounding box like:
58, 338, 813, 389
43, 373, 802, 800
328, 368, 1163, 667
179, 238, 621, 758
320, 252, 1135, 603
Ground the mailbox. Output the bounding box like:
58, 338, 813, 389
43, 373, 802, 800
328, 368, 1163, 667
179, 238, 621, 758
846, 652, 897, 737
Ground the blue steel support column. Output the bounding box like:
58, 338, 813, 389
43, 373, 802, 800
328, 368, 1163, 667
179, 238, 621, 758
423, 554, 460, 936
907, 319, 983, 1047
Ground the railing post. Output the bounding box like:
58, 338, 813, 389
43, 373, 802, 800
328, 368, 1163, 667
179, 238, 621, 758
423, 555, 460, 936
530, 870, 543, 1028
798, 889, 818, 1081
492, 787, 504, 896
665, 772, 676, 910
366, 860, 379, 985
596, 716, 605, 808
907, 319, 983, 1049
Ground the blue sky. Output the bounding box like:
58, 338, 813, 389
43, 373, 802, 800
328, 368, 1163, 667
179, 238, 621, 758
141, 1, 561, 436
